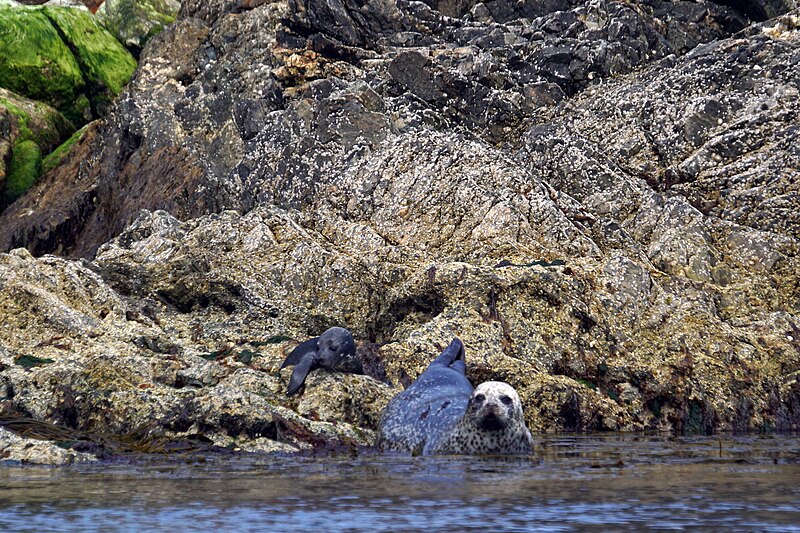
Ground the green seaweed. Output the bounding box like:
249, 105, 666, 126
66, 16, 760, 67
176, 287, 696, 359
0, 6, 87, 124
237, 349, 260, 364
42, 6, 137, 105
648, 397, 664, 418
5, 140, 41, 204
14, 354, 54, 368
576, 378, 597, 390
684, 400, 706, 435
0, 94, 74, 150
41, 123, 87, 174
604, 387, 620, 403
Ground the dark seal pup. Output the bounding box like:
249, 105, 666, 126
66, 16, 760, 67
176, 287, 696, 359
377, 338, 533, 455
280, 327, 361, 395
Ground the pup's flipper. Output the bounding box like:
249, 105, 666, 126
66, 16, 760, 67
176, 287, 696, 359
280, 337, 319, 370
287, 354, 316, 396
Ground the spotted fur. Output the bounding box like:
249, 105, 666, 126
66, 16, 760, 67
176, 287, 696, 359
430, 382, 533, 455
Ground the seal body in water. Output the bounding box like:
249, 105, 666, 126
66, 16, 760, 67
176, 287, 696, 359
279, 327, 360, 395
377, 338, 533, 455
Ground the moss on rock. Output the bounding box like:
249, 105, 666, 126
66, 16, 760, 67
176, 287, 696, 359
0, 88, 74, 151
5, 140, 42, 205
0, 4, 136, 123
0, 6, 88, 124
0, 88, 74, 207
42, 6, 137, 114
41, 123, 88, 175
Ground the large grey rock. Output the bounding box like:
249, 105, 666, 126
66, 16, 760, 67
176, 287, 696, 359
0, 0, 752, 257
0, 1, 798, 452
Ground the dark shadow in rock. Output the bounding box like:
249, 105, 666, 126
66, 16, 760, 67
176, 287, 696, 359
358, 342, 391, 385
369, 290, 445, 342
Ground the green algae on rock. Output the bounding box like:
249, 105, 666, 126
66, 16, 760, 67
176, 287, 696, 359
5, 140, 42, 205
40, 123, 89, 175
0, 4, 135, 207
0, 6, 88, 124
42, 5, 137, 115
0, 90, 74, 151
97, 0, 180, 54
0, 88, 74, 206
0, 3, 136, 124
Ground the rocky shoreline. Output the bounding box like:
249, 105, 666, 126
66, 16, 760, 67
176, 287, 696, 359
1, 0, 798, 464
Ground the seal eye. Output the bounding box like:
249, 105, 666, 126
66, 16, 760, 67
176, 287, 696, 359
329, 345, 338, 352
500, 395, 513, 405
474, 394, 485, 404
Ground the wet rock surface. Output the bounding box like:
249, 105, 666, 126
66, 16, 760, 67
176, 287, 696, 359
0, 426, 97, 465
0, 1, 799, 455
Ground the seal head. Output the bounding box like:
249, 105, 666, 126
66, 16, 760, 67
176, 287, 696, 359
280, 327, 360, 395
429, 381, 533, 455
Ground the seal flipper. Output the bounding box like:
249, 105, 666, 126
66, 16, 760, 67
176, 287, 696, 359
280, 337, 319, 370
427, 338, 465, 370
287, 354, 317, 396
377, 337, 472, 454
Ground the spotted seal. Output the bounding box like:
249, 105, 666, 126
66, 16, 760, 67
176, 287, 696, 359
279, 327, 360, 395
377, 338, 533, 455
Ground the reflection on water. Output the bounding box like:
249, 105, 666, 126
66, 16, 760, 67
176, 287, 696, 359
1, 434, 799, 532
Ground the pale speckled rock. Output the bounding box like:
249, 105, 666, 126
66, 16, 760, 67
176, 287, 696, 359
88, 206, 800, 433
0, 427, 97, 465
0, 243, 391, 452
296, 371, 397, 428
